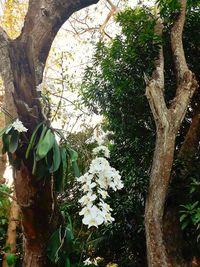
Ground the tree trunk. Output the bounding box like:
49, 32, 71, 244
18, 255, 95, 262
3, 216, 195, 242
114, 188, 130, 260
145, 1, 198, 266
0, 1, 99, 266
145, 130, 175, 267
14, 163, 62, 267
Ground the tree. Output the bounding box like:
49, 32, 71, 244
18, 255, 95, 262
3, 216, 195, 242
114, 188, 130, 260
81, 1, 200, 266
0, 1, 99, 266
145, 1, 198, 266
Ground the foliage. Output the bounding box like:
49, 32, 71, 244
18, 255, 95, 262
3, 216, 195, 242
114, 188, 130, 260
0, 184, 11, 266
0, 0, 28, 39
80, 6, 159, 266
0, 120, 82, 266
80, 2, 200, 266
0, 120, 80, 194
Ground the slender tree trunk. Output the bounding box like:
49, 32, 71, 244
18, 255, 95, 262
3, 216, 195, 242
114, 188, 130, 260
144, 1, 198, 266
145, 130, 175, 267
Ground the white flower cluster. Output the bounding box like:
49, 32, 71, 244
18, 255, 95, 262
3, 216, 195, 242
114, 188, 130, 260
92, 145, 110, 158
12, 119, 28, 133
77, 156, 123, 228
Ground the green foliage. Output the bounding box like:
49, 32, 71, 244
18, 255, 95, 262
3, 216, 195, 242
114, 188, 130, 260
178, 169, 200, 253
156, 0, 181, 19
6, 253, 16, 267
47, 226, 74, 265
47, 209, 92, 267
81, 7, 158, 266
80, 2, 200, 265
0, 121, 80, 193
0, 184, 11, 265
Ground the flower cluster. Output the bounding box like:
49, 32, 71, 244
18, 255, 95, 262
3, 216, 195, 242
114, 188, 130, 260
12, 119, 28, 133
92, 145, 110, 158
77, 155, 123, 228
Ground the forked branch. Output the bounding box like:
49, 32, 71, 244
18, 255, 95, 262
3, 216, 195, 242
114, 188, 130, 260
146, 19, 168, 129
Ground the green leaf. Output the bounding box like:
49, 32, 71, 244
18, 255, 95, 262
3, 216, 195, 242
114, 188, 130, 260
65, 257, 71, 267
2, 133, 10, 154
181, 220, 190, 230
32, 153, 37, 175
69, 149, 78, 162
72, 161, 80, 178
36, 129, 55, 161
6, 253, 16, 266
47, 228, 61, 263
61, 147, 67, 173
54, 147, 67, 192
8, 130, 19, 153
33, 158, 49, 180
0, 124, 12, 138
180, 214, 187, 222
49, 142, 61, 173
25, 122, 43, 159
47, 227, 66, 264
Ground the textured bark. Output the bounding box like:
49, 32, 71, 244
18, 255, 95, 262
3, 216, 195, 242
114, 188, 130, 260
145, 1, 198, 266
0, 0, 99, 266
14, 163, 62, 267
145, 130, 175, 267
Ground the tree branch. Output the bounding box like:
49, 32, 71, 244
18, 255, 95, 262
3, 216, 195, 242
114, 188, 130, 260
170, 0, 198, 130
20, 0, 99, 85
145, 19, 168, 129
171, 0, 188, 84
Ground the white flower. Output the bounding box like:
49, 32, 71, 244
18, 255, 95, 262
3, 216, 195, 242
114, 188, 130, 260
92, 145, 110, 158
116, 180, 124, 190
82, 206, 104, 228
99, 201, 113, 212
89, 157, 110, 174
97, 177, 109, 190
93, 259, 98, 266
81, 181, 96, 192
78, 192, 97, 206
98, 189, 109, 199
79, 205, 92, 217
101, 210, 115, 224
83, 258, 93, 265
77, 174, 92, 184
12, 119, 28, 133
83, 257, 98, 266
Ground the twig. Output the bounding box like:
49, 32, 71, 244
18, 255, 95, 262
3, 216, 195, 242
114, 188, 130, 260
0, 189, 17, 201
